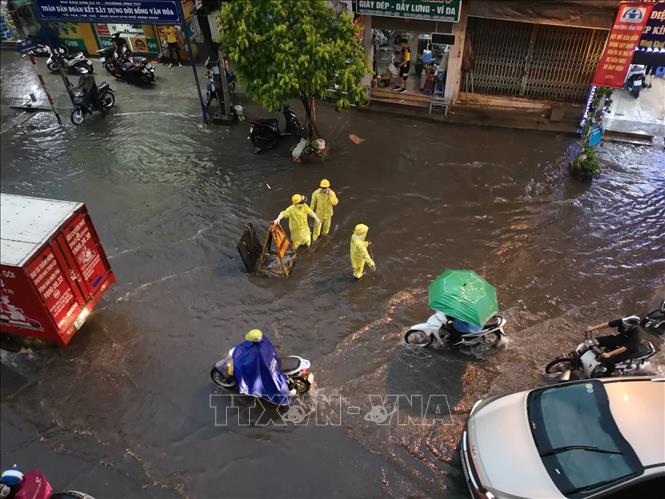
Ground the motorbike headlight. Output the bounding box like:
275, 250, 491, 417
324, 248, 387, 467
141, 68, 147, 73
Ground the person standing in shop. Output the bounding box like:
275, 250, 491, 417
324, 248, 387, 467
393, 38, 411, 94
164, 25, 182, 68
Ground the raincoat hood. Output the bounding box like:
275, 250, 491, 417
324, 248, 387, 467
353, 224, 368, 239
232, 336, 291, 406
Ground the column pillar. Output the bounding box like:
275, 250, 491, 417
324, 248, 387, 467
445, 3, 469, 104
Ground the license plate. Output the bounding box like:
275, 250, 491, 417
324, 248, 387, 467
100, 57, 105, 62
634, 80, 642, 87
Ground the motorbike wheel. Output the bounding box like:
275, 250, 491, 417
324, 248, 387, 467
289, 377, 311, 395
480, 331, 501, 347
251, 135, 277, 153
404, 329, 434, 347
545, 357, 578, 375
210, 367, 236, 388
47, 60, 59, 72
100, 91, 115, 110
104, 62, 115, 75
70, 108, 85, 125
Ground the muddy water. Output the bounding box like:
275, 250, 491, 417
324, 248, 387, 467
1, 55, 665, 497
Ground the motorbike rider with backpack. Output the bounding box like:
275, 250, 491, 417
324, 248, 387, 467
585, 316, 643, 374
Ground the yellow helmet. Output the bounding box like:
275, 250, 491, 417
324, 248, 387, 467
320, 179, 331, 188
291, 193, 304, 205
354, 224, 369, 236
245, 329, 263, 342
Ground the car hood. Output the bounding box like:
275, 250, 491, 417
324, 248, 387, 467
468, 392, 563, 499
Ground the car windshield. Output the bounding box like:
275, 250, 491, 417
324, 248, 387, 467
527, 380, 642, 497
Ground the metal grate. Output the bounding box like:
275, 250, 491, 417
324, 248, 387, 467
466, 17, 608, 103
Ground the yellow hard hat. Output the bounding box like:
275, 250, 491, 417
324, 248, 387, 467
354, 224, 369, 236
320, 179, 331, 188
291, 193, 304, 205
245, 329, 263, 342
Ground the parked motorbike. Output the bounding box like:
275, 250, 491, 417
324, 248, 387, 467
70, 69, 115, 125
545, 327, 656, 381
46, 46, 93, 74
624, 64, 646, 98
248, 105, 305, 153
642, 299, 665, 335
404, 311, 507, 349
97, 46, 154, 85
26, 36, 68, 57
210, 347, 314, 398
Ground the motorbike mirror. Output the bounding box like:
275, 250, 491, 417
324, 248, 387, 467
660, 299, 665, 312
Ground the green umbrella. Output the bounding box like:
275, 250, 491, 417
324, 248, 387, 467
428, 269, 498, 327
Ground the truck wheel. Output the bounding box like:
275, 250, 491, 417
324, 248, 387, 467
71, 108, 85, 125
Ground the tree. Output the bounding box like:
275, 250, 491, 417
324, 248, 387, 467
217, 0, 369, 139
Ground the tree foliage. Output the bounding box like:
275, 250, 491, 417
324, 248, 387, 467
217, 0, 369, 137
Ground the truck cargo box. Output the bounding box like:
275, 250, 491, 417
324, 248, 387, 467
0, 193, 115, 346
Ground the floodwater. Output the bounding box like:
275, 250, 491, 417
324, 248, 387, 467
1, 51, 664, 498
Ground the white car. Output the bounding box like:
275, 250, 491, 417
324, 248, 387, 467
461, 377, 665, 498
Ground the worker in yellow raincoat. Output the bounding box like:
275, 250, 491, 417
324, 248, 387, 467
350, 224, 375, 279
275, 194, 320, 250
310, 179, 339, 241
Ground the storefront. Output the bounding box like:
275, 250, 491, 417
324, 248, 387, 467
357, 0, 463, 106
6, 0, 200, 60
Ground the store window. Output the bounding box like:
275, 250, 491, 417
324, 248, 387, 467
372, 29, 453, 96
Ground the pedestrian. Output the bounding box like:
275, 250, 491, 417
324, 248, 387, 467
393, 38, 411, 94
164, 25, 182, 68
274, 194, 320, 251
310, 178, 339, 241
350, 224, 375, 280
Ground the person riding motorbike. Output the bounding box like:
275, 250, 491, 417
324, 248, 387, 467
74, 67, 98, 112
586, 316, 643, 374
226, 329, 292, 405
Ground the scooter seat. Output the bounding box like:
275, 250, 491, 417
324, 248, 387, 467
279, 356, 300, 372
121, 62, 134, 71
250, 118, 279, 128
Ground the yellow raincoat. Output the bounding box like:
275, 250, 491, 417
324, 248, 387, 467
279, 203, 317, 250
350, 224, 375, 279
310, 188, 339, 240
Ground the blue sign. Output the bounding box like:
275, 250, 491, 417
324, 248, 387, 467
34, 0, 184, 25
587, 125, 604, 147
16, 39, 38, 54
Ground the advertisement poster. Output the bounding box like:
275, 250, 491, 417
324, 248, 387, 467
592, 2, 654, 88
95, 23, 159, 53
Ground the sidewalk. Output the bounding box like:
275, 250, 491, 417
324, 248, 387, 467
604, 77, 665, 139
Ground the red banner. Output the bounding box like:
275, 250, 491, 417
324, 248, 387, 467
592, 2, 654, 88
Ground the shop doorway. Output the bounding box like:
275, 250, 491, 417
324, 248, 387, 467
372, 29, 453, 98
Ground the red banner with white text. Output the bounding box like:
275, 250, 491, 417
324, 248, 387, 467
592, 2, 654, 88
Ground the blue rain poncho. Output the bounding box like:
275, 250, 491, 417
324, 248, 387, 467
232, 335, 291, 406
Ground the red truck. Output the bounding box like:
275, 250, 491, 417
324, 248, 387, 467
0, 194, 115, 346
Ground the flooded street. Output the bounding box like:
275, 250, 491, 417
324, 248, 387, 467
1, 51, 664, 498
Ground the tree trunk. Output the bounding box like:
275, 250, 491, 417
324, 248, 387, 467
300, 95, 322, 139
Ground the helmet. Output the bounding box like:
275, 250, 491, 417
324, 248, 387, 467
291, 194, 305, 204
320, 179, 330, 188
0, 467, 23, 489
354, 224, 369, 236
245, 329, 263, 342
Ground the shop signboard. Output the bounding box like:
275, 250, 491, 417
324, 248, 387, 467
95, 23, 159, 54
34, 0, 184, 25
638, 1, 665, 51
356, 0, 461, 23
592, 2, 654, 88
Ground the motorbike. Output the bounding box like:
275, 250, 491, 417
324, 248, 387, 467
46, 46, 93, 74
545, 328, 656, 382
97, 46, 155, 85
403, 311, 507, 349
210, 347, 314, 399
624, 64, 646, 98
248, 105, 305, 153
642, 299, 665, 335
70, 70, 115, 125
